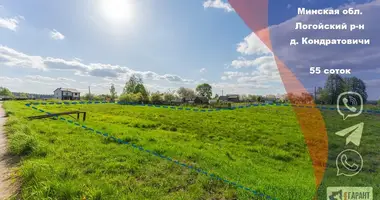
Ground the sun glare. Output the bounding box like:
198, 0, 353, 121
99, 0, 134, 24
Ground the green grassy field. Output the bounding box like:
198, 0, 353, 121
3, 101, 379, 200
316, 105, 380, 199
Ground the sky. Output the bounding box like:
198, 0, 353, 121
0, 0, 379, 100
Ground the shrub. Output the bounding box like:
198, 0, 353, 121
150, 92, 163, 104
9, 131, 38, 156
119, 93, 143, 103
5, 116, 20, 128
5, 111, 14, 117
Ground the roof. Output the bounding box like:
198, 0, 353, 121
55, 88, 80, 93
183, 97, 195, 101
171, 99, 183, 103
227, 95, 239, 99
218, 96, 229, 101
195, 96, 208, 101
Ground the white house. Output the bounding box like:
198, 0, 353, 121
264, 94, 277, 104
54, 88, 80, 100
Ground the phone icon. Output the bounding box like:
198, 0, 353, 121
336, 149, 363, 176
340, 154, 359, 171
337, 92, 363, 120
342, 97, 357, 112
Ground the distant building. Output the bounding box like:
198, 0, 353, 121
182, 97, 195, 103
54, 88, 80, 100
264, 94, 277, 104
367, 100, 377, 105
209, 99, 218, 104
11, 92, 54, 100
0, 96, 13, 100
194, 96, 209, 104
218, 94, 240, 103
170, 99, 183, 105
277, 94, 289, 102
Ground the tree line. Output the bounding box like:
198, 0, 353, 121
83, 75, 214, 104
283, 74, 368, 105
0, 87, 28, 99
0, 74, 374, 105
316, 74, 368, 105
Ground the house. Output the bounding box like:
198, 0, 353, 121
209, 99, 218, 104
194, 96, 209, 104
367, 100, 377, 105
227, 94, 240, 102
170, 99, 183, 105
54, 88, 80, 100
218, 96, 228, 102
264, 94, 277, 104
218, 94, 240, 103
277, 94, 289, 102
0, 96, 13, 100
182, 97, 195, 103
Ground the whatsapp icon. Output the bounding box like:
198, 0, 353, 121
336, 149, 363, 177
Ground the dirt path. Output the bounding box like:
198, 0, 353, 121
0, 102, 18, 200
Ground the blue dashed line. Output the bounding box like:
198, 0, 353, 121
25, 101, 380, 116
24, 102, 380, 199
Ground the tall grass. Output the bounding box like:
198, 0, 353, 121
3, 101, 338, 199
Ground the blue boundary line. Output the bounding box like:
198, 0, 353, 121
27, 101, 380, 114
25, 104, 278, 200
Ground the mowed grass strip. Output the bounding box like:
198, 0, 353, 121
4, 102, 317, 199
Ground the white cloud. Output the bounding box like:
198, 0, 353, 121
230, 56, 274, 69
0, 16, 23, 31
203, 0, 234, 12
200, 68, 207, 73
25, 75, 56, 82
221, 71, 249, 80
0, 76, 23, 83
226, 54, 281, 83
56, 77, 76, 82
25, 75, 76, 83
0, 45, 45, 69
236, 32, 272, 55
0, 45, 195, 84
50, 29, 65, 40
0, 75, 78, 92
24, 75, 78, 87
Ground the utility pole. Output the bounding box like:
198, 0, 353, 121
88, 86, 91, 101
314, 86, 317, 102
222, 90, 224, 96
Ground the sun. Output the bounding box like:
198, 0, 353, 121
99, 0, 134, 24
